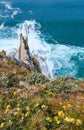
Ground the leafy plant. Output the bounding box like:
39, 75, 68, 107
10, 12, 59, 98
27, 72, 49, 85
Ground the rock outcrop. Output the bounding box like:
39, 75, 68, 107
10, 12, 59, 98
19, 33, 41, 73
19, 33, 30, 64
0, 50, 6, 58
32, 56, 41, 73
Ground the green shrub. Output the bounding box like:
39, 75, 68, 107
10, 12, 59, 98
46, 76, 82, 93
0, 73, 19, 87
27, 72, 49, 85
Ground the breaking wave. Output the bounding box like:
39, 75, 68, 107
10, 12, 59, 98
17, 20, 84, 78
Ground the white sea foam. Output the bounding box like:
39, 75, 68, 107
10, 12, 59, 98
0, 22, 4, 30
17, 20, 54, 77
0, 1, 12, 10
28, 10, 33, 15
0, 14, 9, 18
0, 38, 19, 57
0, 1, 22, 19
4, 2, 12, 10
11, 9, 20, 19
0, 25, 19, 58
17, 20, 84, 78
0, 19, 84, 78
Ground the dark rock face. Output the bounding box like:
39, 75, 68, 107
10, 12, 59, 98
19, 33, 41, 73
32, 56, 41, 73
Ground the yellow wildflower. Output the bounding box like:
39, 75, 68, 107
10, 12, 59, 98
20, 116, 24, 123
46, 117, 52, 123
48, 91, 54, 95
41, 104, 47, 109
6, 105, 11, 109
64, 117, 75, 124
63, 105, 67, 110
46, 90, 54, 95
4, 108, 9, 114
34, 103, 39, 108
25, 111, 30, 117
67, 103, 72, 108
21, 115, 24, 120
57, 120, 61, 124
58, 110, 64, 117
14, 111, 18, 116
0, 122, 4, 128
26, 106, 30, 111
17, 104, 20, 107
8, 120, 12, 126
54, 116, 60, 124
4, 105, 11, 114
76, 119, 82, 126
59, 102, 62, 105
54, 116, 58, 121
16, 107, 20, 111
13, 91, 18, 96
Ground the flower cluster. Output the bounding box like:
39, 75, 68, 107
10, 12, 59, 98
0, 83, 84, 130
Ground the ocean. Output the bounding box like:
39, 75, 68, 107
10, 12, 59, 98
0, 0, 84, 78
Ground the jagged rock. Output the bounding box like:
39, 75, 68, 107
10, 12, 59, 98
0, 50, 6, 58
19, 33, 35, 70
19, 33, 41, 73
19, 33, 30, 63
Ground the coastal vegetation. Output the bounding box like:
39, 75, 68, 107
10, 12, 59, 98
0, 51, 84, 130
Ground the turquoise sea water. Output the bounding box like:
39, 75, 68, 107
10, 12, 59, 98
0, 0, 84, 78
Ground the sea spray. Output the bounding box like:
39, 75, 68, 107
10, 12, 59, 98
18, 20, 84, 78
18, 20, 54, 78
0, 1, 21, 20
1, 18, 84, 78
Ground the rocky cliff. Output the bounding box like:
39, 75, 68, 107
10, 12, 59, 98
0, 33, 84, 130
0, 48, 84, 130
